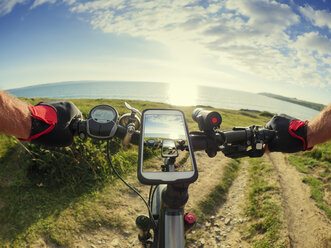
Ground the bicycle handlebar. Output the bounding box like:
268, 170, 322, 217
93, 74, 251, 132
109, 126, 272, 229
71, 119, 141, 145
193, 126, 275, 158
71, 118, 275, 159
115, 125, 140, 145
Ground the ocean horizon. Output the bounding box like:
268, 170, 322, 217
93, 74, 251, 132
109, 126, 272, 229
7, 81, 320, 120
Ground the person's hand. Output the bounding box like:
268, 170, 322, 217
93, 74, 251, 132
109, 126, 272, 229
20, 101, 82, 147
265, 114, 311, 153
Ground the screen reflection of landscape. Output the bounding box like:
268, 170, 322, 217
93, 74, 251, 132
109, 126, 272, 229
143, 114, 193, 173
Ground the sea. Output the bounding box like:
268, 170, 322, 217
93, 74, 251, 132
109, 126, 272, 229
7, 81, 320, 120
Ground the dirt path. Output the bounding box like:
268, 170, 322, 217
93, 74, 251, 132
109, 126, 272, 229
69, 152, 331, 248
187, 161, 251, 248
73, 152, 231, 248
268, 153, 331, 248
189, 153, 331, 248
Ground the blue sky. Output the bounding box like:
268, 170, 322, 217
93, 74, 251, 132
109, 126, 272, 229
0, 0, 330, 104
145, 114, 186, 139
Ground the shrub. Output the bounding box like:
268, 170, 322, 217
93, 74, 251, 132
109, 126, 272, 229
23, 137, 137, 188
259, 111, 274, 118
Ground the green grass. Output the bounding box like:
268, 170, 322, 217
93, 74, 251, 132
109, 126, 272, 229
302, 177, 331, 219
258, 111, 274, 118
177, 152, 190, 167
288, 142, 331, 219
195, 159, 240, 220
0, 141, 132, 247
245, 158, 287, 248
0, 134, 16, 158
287, 156, 315, 173
185, 159, 241, 245
303, 142, 331, 163
0, 98, 271, 247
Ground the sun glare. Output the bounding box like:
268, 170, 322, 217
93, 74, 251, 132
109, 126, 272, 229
167, 82, 198, 106
169, 132, 180, 140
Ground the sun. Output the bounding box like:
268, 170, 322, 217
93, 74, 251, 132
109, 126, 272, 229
167, 82, 198, 107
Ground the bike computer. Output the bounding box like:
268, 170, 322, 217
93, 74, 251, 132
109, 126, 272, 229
87, 105, 118, 139
138, 109, 198, 185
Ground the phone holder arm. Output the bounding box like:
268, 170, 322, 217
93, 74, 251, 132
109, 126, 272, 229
122, 102, 142, 145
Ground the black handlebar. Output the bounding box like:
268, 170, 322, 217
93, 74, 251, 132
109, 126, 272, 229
189, 126, 275, 158
71, 117, 275, 159
71, 119, 141, 145
115, 125, 140, 145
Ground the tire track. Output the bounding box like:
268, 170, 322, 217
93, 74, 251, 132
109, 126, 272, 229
188, 161, 250, 248
268, 153, 331, 248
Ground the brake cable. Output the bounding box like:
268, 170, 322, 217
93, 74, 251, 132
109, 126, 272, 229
148, 185, 154, 207
150, 185, 159, 211
106, 140, 157, 229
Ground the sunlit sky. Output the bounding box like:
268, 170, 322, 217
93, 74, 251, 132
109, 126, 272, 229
144, 114, 186, 140
0, 0, 330, 104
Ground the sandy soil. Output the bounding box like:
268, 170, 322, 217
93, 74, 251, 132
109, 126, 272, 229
187, 153, 331, 248
33, 152, 330, 248
268, 153, 331, 248
187, 160, 252, 248
72, 152, 232, 248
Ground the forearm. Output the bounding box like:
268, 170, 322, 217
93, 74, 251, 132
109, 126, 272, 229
307, 104, 331, 147
0, 90, 31, 139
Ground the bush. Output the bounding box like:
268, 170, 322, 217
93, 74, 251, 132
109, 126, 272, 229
259, 111, 274, 118
24, 137, 137, 188
0, 134, 16, 158
304, 142, 331, 162
240, 111, 257, 118
310, 148, 323, 160
143, 147, 159, 160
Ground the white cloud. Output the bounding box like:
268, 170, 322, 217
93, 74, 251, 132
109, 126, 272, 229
289, 32, 331, 87
225, 0, 299, 33
66, 0, 330, 88
293, 32, 331, 55
30, 0, 57, 9
71, 0, 123, 13
62, 0, 75, 6
71, 0, 208, 37
3, 0, 328, 90
0, 0, 74, 15
0, 0, 27, 16
299, 5, 331, 30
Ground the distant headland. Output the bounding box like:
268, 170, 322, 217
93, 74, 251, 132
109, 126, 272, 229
259, 93, 326, 111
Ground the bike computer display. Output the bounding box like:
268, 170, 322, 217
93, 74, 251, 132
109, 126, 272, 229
138, 109, 198, 185
87, 105, 118, 139
90, 108, 116, 123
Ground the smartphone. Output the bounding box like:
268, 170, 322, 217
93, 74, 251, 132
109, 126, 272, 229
138, 109, 198, 185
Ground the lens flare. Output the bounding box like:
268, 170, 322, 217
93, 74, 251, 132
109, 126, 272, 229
167, 83, 197, 106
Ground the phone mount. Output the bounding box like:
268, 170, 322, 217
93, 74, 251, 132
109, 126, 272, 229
120, 102, 142, 145
138, 109, 198, 185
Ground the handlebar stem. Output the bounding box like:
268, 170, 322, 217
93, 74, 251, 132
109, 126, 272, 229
162, 184, 189, 209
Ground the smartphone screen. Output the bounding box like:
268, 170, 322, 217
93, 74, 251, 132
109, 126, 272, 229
138, 109, 197, 185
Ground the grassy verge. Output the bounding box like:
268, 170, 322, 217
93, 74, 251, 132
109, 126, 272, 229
245, 158, 287, 248
0, 98, 270, 247
288, 142, 331, 219
0, 134, 16, 158
195, 159, 241, 221
0, 141, 135, 247
302, 177, 331, 219
185, 159, 241, 245
177, 152, 190, 166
